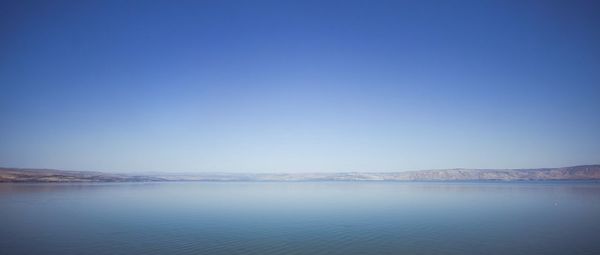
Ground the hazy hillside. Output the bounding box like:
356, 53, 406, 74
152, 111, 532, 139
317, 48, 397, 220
2, 165, 599, 182
0, 168, 163, 182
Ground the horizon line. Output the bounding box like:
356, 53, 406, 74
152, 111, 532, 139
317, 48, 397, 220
2, 164, 599, 175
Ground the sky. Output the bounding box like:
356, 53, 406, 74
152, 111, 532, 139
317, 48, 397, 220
1, 0, 599, 173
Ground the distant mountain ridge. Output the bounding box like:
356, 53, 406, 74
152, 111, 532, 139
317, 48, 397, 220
0, 168, 163, 182
1, 165, 599, 182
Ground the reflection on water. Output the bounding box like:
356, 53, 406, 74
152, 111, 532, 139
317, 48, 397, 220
1, 182, 599, 255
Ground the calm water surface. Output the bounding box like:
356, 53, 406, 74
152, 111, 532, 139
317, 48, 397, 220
1, 182, 599, 255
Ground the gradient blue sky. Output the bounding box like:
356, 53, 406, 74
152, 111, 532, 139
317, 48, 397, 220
1, 0, 599, 172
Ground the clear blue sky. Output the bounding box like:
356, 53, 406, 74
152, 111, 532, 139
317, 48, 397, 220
1, 0, 599, 172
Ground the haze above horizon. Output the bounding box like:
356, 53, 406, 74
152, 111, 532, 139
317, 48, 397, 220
1, 0, 599, 173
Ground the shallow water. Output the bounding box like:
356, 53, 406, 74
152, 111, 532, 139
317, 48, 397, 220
1, 181, 599, 255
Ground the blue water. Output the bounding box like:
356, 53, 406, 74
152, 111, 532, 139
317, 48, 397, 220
1, 182, 599, 255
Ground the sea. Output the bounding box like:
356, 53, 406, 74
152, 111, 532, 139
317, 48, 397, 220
1, 181, 599, 255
